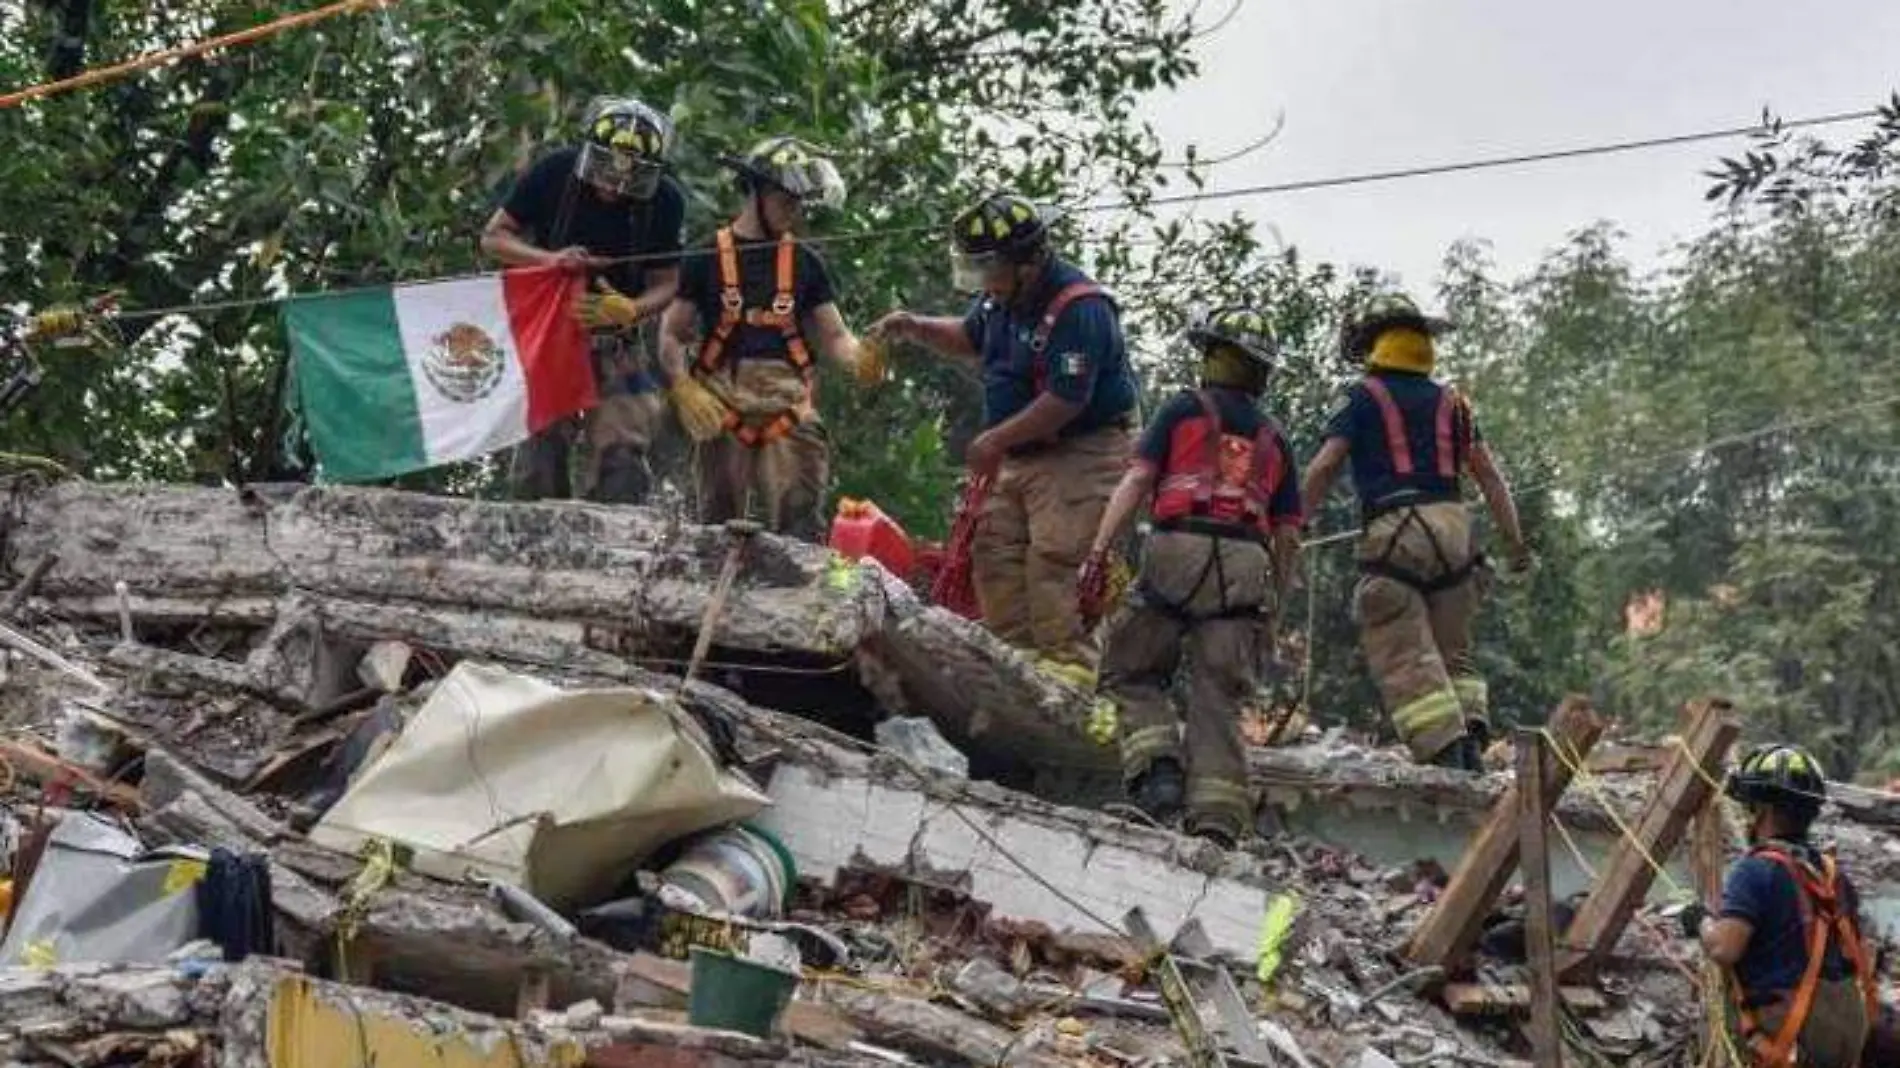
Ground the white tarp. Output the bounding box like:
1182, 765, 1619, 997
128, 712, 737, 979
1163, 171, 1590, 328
310, 661, 770, 908
0, 812, 205, 966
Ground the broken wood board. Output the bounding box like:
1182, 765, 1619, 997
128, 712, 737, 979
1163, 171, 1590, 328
1440, 984, 1609, 1016
813, 983, 1066, 1068
1557, 699, 1740, 981
1403, 697, 1604, 970
0, 737, 144, 810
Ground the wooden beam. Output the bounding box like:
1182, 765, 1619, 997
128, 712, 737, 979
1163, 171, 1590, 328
1519, 731, 1563, 1068
1403, 696, 1604, 970
1557, 699, 1739, 981
1441, 983, 1608, 1017
1689, 787, 1732, 1063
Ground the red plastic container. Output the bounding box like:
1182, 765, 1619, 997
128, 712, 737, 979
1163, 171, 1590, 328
829, 498, 916, 580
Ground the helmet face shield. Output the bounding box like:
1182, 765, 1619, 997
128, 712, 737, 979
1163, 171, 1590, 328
577, 96, 674, 199
576, 142, 663, 198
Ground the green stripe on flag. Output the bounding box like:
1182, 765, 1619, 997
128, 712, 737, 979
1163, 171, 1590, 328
284, 287, 428, 482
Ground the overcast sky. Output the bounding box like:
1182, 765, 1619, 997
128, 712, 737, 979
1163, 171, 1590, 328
1142, 0, 1900, 295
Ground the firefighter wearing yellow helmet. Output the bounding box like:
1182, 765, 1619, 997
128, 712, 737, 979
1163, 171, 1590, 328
1676, 744, 1876, 1068
654, 136, 879, 540
1300, 293, 1530, 770
481, 96, 684, 505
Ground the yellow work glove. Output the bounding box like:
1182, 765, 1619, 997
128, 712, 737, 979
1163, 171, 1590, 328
854, 334, 888, 388
668, 376, 729, 443
572, 278, 642, 330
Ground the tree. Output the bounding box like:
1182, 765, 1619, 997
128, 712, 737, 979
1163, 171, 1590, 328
0, 0, 1227, 540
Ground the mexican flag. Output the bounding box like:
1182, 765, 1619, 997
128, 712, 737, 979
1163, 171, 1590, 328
285, 269, 596, 482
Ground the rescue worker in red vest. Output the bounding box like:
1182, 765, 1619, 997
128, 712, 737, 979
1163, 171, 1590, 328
1299, 294, 1529, 770
656, 137, 880, 539
1676, 744, 1875, 1068
871, 193, 1138, 683
482, 96, 684, 504
1074, 308, 1301, 846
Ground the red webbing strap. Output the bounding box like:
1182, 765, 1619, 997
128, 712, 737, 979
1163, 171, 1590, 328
1359, 376, 1414, 476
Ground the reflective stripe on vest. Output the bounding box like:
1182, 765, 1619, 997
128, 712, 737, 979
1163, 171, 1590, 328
1730, 846, 1878, 1067
1028, 282, 1110, 394
1359, 376, 1466, 481
695, 228, 813, 376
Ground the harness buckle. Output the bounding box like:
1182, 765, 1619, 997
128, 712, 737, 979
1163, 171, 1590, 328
720, 288, 744, 314
770, 293, 796, 317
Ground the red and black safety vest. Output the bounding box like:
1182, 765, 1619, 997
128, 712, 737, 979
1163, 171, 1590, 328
1151, 390, 1286, 537
1729, 845, 1877, 1067
693, 228, 814, 448
1357, 374, 1473, 511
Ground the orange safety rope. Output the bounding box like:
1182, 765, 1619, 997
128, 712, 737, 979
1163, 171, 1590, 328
0, 0, 392, 111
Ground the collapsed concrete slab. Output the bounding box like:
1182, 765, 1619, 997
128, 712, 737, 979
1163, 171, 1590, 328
6, 481, 1103, 780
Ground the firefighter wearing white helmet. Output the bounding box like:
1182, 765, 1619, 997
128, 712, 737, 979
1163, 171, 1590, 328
655, 136, 880, 540
481, 96, 685, 505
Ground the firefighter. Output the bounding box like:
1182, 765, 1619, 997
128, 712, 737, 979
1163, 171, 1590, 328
1299, 294, 1529, 770
1075, 308, 1300, 846
655, 136, 879, 540
1676, 744, 1875, 1068
482, 96, 683, 504
871, 192, 1138, 684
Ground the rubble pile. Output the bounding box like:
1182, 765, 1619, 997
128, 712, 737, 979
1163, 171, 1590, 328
0, 479, 1877, 1066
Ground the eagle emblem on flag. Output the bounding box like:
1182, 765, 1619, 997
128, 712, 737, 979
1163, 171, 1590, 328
422, 322, 505, 404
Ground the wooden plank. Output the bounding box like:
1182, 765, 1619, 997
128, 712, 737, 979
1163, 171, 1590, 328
1518, 731, 1563, 1068
1557, 699, 1740, 980
0, 739, 144, 810
1689, 790, 1731, 1063
1403, 696, 1605, 969
1441, 984, 1609, 1017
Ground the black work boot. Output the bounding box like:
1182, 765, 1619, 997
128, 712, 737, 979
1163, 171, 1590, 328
1428, 733, 1480, 772
1185, 813, 1239, 851
1128, 757, 1187, 823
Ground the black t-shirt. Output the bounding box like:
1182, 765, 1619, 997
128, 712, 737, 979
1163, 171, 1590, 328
500, 146, 685, 293
677, 233, 838, 363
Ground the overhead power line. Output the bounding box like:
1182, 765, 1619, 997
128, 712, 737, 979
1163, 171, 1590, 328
1093, 108, 1883, 213
22, 104, 1887, 324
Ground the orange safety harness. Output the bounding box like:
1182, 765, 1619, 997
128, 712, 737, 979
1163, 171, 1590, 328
694, 227, 813, 448
1729, 845, 1878, 1067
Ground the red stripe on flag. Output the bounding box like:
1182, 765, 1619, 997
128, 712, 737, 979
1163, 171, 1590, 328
502, 267, 595, 433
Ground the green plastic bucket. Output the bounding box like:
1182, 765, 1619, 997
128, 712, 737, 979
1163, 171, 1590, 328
686, 947, 797, 1038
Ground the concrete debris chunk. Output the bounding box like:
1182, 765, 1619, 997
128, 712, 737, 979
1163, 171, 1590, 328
356, 638, 413, 693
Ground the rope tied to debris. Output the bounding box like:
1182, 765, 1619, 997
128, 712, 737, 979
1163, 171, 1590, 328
1532, 729, 1751, 1068
334, 836, 400, 977
1535, 727, 1691, 902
